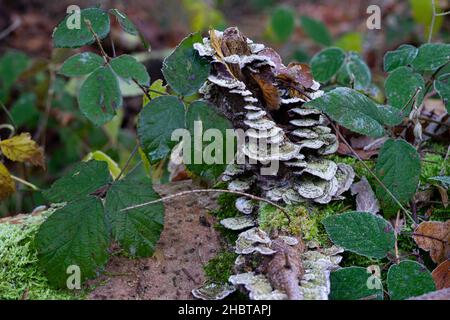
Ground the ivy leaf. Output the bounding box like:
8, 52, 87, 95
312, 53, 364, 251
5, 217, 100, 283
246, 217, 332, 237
0, 162, 15, 201
137, 95, 186, 164
322, 211, 395, 259
0, 133, 45, 168
411, 43, 450, 72
310, 47, 346, 83
330, 267, 383, 300
162, 33, 210, 97
383, 44, 418, 72
385, 66, 425, 113
336, 52, 371, 90
59, 52, 104, 77
43, 160, 111, 203
434, 73, 450, 113
375, 139, 421, 217
110, 8, 149, 49
300, 16, 332, 46
110, 54, 150, 86
271, 6, 296, 42
53, 8, 110, 48
105, 175, 164, 257
78, 66, 122, 126
185, 100, 233, 181
387, 260, 436, 300
303, 87, 385, 137
36, 196, 110, 287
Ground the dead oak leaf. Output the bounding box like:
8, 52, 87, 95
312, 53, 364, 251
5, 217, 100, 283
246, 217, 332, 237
432, 260, 450, 290
413, 221, 450, 264
0, 133, 45, 168
0, 162, 15, 201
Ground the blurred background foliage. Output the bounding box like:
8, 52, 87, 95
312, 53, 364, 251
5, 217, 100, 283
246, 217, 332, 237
0, 0, 449, 216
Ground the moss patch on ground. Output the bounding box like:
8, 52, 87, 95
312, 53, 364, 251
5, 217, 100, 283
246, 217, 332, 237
203, 251, 237, 284
0, 213, 84, 300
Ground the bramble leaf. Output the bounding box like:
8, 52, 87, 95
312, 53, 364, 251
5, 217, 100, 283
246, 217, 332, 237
310, 47, 346, 83
110, 54, 150, 85
271, 6, 296, 42
336, 52, 371, 90
59, 52, 104, 77
0, 133, 45, 167
0, 162, 15, 201
411, 43, 450, 71
434, 73, 450, 113
300, 16, 332, 46
383, 44, 418, 72
322, 211, 395, 259
330, 267, 383, 300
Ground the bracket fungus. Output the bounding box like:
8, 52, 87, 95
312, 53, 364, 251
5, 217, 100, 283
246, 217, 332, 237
192, 28, 355, 300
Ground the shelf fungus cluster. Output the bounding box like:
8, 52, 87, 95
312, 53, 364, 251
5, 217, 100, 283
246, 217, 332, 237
192, 28, 353, 300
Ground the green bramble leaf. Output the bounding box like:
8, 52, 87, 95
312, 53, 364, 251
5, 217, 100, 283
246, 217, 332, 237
375, 139, 421, 217
411, 43, 450, 72
385, 66, 425, 113
304, 87, 385, 137
271, 6, 296, 42
53, 8, 110, 48
59, 52, 104, 77
336, 52, 371, 90
434, 73, 450, 113
105, 175, 164, 257
109, 8, 138, 36
322, 211, 395, 259
78, 66, 123, 126
310, 47, 346, 83
185, 100, 233, 182
300, 16, 332, 46
162, 33, 210, 97
383, 44, 418, 72
137, 95, 186, 164
110, 54, 150, 86
387, 260, 435, 300
330, 267, 383, 300
43, 160, 111, 203
36, 196, 110, 287
0, 51, 29, 103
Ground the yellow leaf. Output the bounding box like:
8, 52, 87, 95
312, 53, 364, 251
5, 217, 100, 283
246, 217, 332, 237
0, 162, 15, 201
0, 133, 45, 168
83, 151, 121, 179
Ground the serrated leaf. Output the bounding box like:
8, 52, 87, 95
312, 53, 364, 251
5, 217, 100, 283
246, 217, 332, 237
411, 43, 450, 72
322, 211, 395, 259
143, 79, 167, 106
110, 54, 150, 86
336, 52, 371, 89
0, 162, 15, 201
271, 6, 295, 42
36, 196, 110, 287
0, 133, 44, 167
43, 160, 111, 203
59, 52, 104, 77
53, 8, 110, 48
105, 175, 164, 257
300, 16, 332, 46
385, 66, 425, 114
434, 73, 450, 113
185, 100, 233, 181
109, 8, 138, 35
383, 44, 418, 72
162, 33, 210, 97
387, 260, 435, 300
303, 87, 385, 137
310, 47, 346, 83
375, 104, 404, 126
10, 93, 39, 128
330, 267, 383, 300
83, 150, 121, 179
137, 95, 186, 164
375, 139, 421, 217
78, 66, 122, 126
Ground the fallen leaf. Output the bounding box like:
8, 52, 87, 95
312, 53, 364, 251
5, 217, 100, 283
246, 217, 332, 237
0, 133, 45, 168
432, 260, 450, 290
251, 73, 280, 110
350, 176, 380, 214
436, 185, 448, 208
0, 162, 15, 200
413, 221, 450, 264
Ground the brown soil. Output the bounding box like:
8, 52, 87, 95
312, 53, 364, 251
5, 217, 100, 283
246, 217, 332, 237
87, 180, 222, 300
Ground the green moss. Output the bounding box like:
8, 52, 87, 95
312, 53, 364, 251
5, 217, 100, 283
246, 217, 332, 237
0, 214, 84, 300
211, 192, 241, 219
203, 251, 237, 284
340, 251, 384, 268
420, 153, 450, 185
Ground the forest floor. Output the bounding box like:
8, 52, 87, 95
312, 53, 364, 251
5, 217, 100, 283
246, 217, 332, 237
88, 181, 222, 300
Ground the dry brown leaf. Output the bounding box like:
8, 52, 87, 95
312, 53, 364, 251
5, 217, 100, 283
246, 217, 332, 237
0, 162, 15, 201
413, 221, 450, 264
0, 132, 45, 168
251, 73, 280, 111
350, 176, 380, 214
432, 260, 450, 290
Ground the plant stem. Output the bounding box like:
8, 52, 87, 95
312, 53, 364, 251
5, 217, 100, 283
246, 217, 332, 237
0, 101, 17, 130
10, 175, 40, 191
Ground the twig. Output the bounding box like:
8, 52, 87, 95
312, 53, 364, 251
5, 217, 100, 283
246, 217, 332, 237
394, 211, 401, 264
114, 143, 139, 182
10, 175, 40, 191
419, 116, 450, 127
429, 0, 437, 43
441, 145, 450, 175
121, 188, 292, 223
0, 16, 21, 40
132, 79, 152, 102
400, 87, 421, 113
0, 124, 15, 138
34, 68, 56, 146
84, 19, 110, 62
0, 101, 17, 130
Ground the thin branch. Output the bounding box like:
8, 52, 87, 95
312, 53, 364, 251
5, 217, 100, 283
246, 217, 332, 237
10, 175, 40, 191
84, 19, 110, 62
114, 143, 139, 182
435, 10, 450, 16
419, 116, 450, 127
400, 87, 421, 113
132, 79, 152, 102
34, 68, 55, 146
428, 0, 437, 43
121, 188, 292, 222
0, 101, 17, 130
